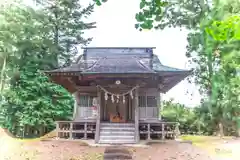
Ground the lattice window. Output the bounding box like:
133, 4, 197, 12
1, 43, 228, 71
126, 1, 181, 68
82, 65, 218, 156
79, 95, 94, 107
89, 96, 93, 106
147, 96, 157, 107
138, 96, 146, 107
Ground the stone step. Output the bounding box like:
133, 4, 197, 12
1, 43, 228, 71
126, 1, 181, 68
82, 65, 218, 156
99, 123, 135, 144
103, 147, 133, 160
100, 125, 134, 129
99, 139, 136, 144
100, 135, 135, 140
100, 131, 135, 136
101, 123, 134, 127
100, 127, 135, 131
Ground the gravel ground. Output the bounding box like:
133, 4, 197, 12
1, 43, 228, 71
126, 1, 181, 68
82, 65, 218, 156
0, 140, 215, 160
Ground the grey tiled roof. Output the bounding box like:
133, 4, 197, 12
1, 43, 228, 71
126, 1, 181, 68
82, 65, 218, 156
152, 55, 186, 72
83, 56, 154, 73
46, 47, 190, 75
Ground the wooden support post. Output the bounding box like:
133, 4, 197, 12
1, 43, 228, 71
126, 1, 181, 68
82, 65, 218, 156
157, 92, 161, 120
134, 87, 139, 143
147, 123, 151, 140
72, 92, 78, 120
69, 122, 73, 139
95, 89, 101, 143
84, 122, 87, 139
162, 123, 165, 140
56, 122, 59, 139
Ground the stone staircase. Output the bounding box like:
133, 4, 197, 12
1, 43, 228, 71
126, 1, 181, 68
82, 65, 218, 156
99, 123, 136, 144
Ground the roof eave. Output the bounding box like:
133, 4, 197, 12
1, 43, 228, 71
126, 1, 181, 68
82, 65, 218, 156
159, 70, 192, 93
81, 47, 156, 49
156, 69, 192, 76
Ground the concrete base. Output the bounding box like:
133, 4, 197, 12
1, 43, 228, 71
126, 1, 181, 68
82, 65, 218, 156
50, 138, 179, 148
82, 139, 149, 148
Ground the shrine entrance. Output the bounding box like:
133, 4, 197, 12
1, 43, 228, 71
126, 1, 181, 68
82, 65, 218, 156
98, 84, 137, 123
102, 94, 134, 123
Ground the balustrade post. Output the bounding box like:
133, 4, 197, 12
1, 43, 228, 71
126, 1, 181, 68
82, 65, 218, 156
69, 122, 73, 139
162, 123, 165, 140
84, 122, 87, 139
147, 124, 151, 140
56, 122, 60, 139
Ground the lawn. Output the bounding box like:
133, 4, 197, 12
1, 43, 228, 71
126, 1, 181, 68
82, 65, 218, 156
180, 135, 240, 159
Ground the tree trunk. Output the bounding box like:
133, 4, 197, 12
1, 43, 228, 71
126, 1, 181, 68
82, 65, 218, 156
0, 56, 6, 93
236, 117, 240, 137
218, 122, 224, 138
39, 126, 44, 136
237, 128, 240, 137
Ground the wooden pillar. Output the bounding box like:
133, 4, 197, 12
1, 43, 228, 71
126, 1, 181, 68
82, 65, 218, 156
134, 87, 139, 143
157, 91, 161, 120
72, 92, 78, 120
95, 89, 101, 143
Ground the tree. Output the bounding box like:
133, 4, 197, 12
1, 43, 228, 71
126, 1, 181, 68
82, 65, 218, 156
41, 0, 96, 67
0, 1, 74, 137
205, 15, 240, 136
95, 0, 211, 30
161, 101, 198, 134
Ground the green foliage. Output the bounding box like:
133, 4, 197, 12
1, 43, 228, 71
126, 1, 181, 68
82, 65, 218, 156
185, 1, 240, 136
2, 70, 73, 135
135, 0, 211, 30
43, 0, 96, 67
0, 0, 92, 137
161, 100, 207, 134
94, 0, 108, 6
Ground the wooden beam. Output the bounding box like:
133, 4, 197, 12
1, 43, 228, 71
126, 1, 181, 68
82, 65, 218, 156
134, 87, 139, 143
77, 86, 97, 92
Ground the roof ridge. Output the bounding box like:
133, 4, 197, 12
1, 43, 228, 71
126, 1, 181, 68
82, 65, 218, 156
133, 56, 154, 73
82, 57, 104, 72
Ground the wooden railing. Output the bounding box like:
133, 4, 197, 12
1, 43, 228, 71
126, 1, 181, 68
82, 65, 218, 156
56, 121, 96, 140
139, 121, 180, 140
55, 121, 180, 141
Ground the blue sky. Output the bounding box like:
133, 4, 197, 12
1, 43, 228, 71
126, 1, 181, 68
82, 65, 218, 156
80, 0, 201, 107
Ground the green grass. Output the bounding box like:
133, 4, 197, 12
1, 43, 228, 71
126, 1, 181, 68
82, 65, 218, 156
180, 135, 235, 158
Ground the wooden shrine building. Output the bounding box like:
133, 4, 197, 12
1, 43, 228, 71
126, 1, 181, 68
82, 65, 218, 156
46, 47, 190, 144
